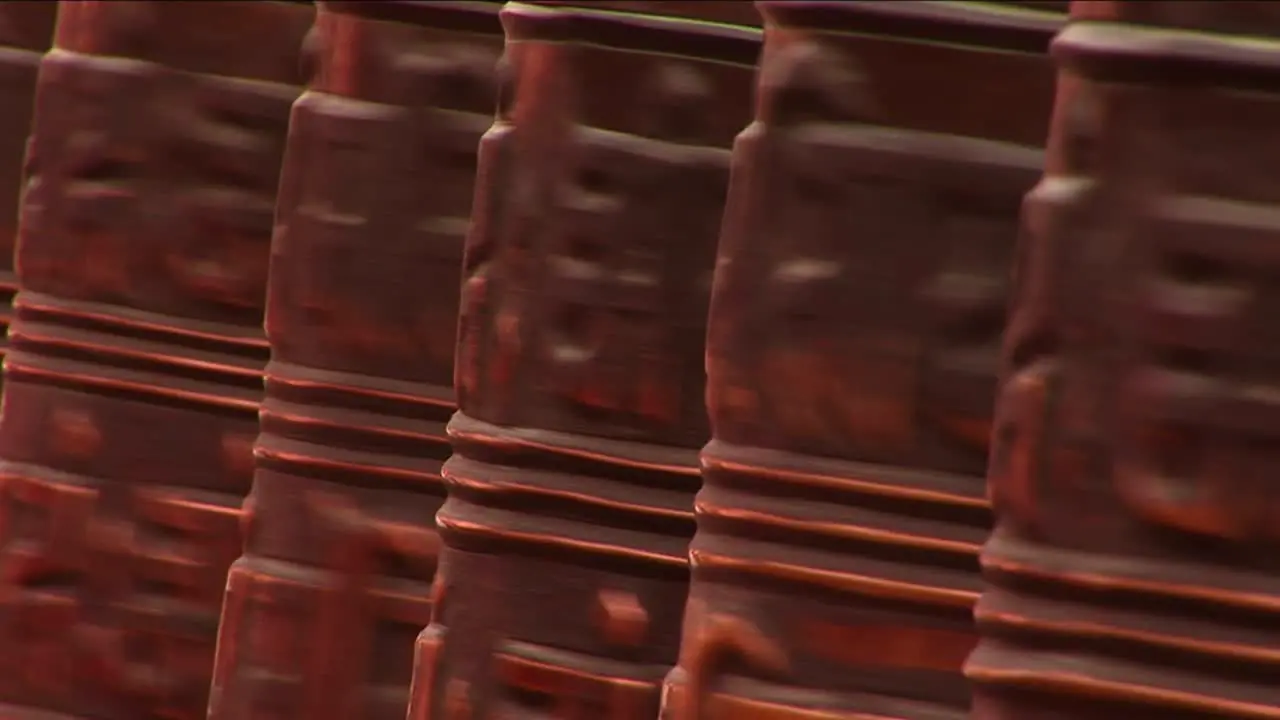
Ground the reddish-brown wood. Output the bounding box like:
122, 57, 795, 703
0, 3, 310, 719
407, 3, 760, 718
206, 4, 502, 720
968, 3, 1280, 719
663, 2, 1061, 718
0, 2, 55, 376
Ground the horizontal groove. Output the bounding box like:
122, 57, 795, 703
449, 411, 700, 479
666, 674, 967, 720
323, 0, 503, 32
690, 541, 980, 609
695, 441, 988, 592
4, 294, 267, 415
450, 432, 700, 494
703, 440, 989, 511
444, 453, 693, 517
0, 459, 102, 488
1053, 21, 1280, 91
501, 2, 761, 66
443, 453, 694, 538
982, 526, 1280, 614
17, 291, 269, 351
966, 640, 1280, 719
696, 484, 983, 557
5, 348, 258, 417
260, 395, 450, 460
976, 585, 1280, 667
266, 360, 453, 420
255, 363, 455, 495
762, 0, 1062, 54
499, 639, 669, 683
441, 411, 700, 554
254, 431, 446, 495
437, 495, 690, 575
11, 318, 264, 387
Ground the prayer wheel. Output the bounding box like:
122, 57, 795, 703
206, 3, 502, 720
968, 2, 1280, 719
0, 2, 310, 719
663, 2, 1060, 718
0, 1, 55, 366
407, 3, 760, 718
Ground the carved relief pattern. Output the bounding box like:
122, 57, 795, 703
211, 495, 436, 720
680, 13, 1044, 718
454, 50, 728, 447
422, 5, 754, 717
209, 8, 500, 720
534, 129, 725, 445
970, 7, 1280, 719
0, 472, 244, 719
0, 4, 308, 719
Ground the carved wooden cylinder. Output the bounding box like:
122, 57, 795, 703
0, 2, 55, 365
663, 2, 1060, 718
408, 3, 759, 718
206, 4, 502, 720
968, 2, 1280, 719
0, 3, 310, 719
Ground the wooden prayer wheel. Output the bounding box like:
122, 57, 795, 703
662, 2, 1060, 718
206, 3, 502, 720
0, 2, 310, 719
407, 3, 759, 718
0, 2, 55, 374
968, 2, 1280, 718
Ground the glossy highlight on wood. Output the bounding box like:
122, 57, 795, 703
664, 2, 1060, 718
408, 3, 760, 718
967, 2, 1280, 719
0, 3, 310, 719
206, 3, 502, 720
